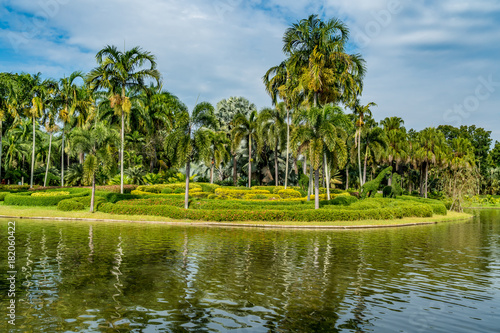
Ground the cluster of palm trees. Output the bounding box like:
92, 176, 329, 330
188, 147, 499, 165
0, 15, 484, 210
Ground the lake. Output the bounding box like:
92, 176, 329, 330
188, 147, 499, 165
0, 210, 499, 332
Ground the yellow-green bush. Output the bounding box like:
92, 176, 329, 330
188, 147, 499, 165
131, 190, 155, 195
278, 189, 302, 199
135, 183, 201, 194
31, 191, 70, 197
57, 199, 85, 211
243, 193, 281, 200
214, 188, 271, 199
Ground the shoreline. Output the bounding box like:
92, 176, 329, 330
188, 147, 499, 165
0, 210, 474, 230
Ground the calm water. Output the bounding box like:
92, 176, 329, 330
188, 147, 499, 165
0, 211, 499, 332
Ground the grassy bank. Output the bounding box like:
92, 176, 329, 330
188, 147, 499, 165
0, 203, 472, 228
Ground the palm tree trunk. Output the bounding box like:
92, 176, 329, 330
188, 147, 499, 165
185, 159, 190, 209
44, 131, 53, 187
363, 146, 368, 186
248, 135, 252, 188
232, 153, 237, 186
314, 168, 320, 209
357, 131, 362, 187
424, 162, 429, 198
0, 120, 3, 182
324, 153, 330, 200
120, 110, 125, 194
345, 165, 349, 190
210, 160, 214, 184
284, 107, 290, 189
275, 143, 279, 187
307, 162, 313, 202
61, 128, 64, 186
30, 116, 35, 189
90, 173, 96, 213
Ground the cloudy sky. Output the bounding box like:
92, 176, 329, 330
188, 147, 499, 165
1, 0, 499, 141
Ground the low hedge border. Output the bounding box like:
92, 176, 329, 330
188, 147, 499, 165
4, 192, 89, 206
98, 201, 435, 222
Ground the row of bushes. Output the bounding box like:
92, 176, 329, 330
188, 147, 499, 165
3, 191, 89, 206
98, 201, 435, 222
57, 196, 107, 211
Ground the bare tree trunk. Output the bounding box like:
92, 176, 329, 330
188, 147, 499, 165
232, 153, 237, 186
120, 110, 125, 194
248, 135, 252, 188
275, 143, 279, 187
307, 162, 313, 202
185, 159, 190, 209
284, 107, 290, 189
0, 120, 3, 182
357, 131, 363, 187
363, 146, 368, 186
424, 162, 429, 198
44, 131, 53, 187
90, 173, 96, 213
30, 116, 35, 189
210, 160, 214, 184
345, 165, 349, 190
324, 153, 330, 200
61, 129, 64, 186
314, 168, 320, 209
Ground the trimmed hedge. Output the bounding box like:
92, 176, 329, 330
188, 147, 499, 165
214, 188, 271, 199
278, 189, 302, 199
73, 196, 106, 209
135, 183, 201, 194
31, 191, 70, 197
98, 202, 434, 222
4, 192, 88, 206
0, 192, 9, 201
322, 195, 358, 206
57, 199, 85, 211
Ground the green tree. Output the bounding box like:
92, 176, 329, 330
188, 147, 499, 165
215, 97, 256, 185
232, 109, 260, 188
165, 102, 215, 209
87, 45, 161, 194
291, 105, 347, 209
57, 71, 84, 186
71, 123, 119, 212
351, 100, 376, 186
380, 116, 408, 185
258, 105, 287, 186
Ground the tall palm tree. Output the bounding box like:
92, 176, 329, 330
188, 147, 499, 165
380, 116, 408, 185
415, 128, 448, 198
87, 45, 161, 194
232, 109, 259, 188
165, 101, 215, 209
291, 105, 347, 209
71, 123, 119, 212
350, 100, 377, 187
204, 130, 230, 184
258, 106, 287, 186
359, 119, 387, 185
41, 99, 59, 187
215, 97, 256, 185
283, 14, 365, 107
57, 71, 83, 186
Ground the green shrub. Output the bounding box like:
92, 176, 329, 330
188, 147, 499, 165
73, 196, 106, 209
278, 189, 302, 199
323, 195, 358, 206
31, 191, 71, 197
136, 183, 201, 194
196, 183, 220, 193
4, 192, 88, 206
0, 192, 9, 201
243, 193, 281, 200
161, 188, 173, 194
174, 188, 184, 194
214, 188, 271, 199
57, 199, 85, 211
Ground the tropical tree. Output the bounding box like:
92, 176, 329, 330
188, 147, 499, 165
380, 116, 408, 185
359, 119, 387, 185
87, 45, 161, 194
414, 128, 448, 198
71, 123, 119, 212
232, 109, 260, 188
258, 106, 287, 186
204, 130, 230, 184
215, 97, 256, 185
291, 105, 347, 209
165, 101, 215, 209
57, 71, 84, 186
351, 99, 376, 186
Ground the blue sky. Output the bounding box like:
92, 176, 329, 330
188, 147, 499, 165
1, 0, 499, 141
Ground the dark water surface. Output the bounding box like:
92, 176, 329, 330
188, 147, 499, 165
0, 211, 499, 332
